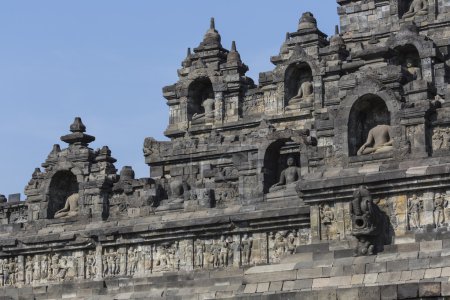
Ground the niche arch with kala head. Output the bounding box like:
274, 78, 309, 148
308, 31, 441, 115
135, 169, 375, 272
187, 77, 215, 125
46, 170, 79, 219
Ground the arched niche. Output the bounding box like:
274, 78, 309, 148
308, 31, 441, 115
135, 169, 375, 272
47, 171, 79, 219
187, 77, 214, 123
284, 63, 313, 107
394, 44, 422, 82
348, 95, 391, 156
263, 139, 300, 193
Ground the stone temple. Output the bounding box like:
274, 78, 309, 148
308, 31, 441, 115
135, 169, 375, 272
3, 0, 450, 299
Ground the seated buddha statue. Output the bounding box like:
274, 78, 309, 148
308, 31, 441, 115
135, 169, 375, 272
192, 98, 215, 124
286, 80, 314, 110
357, 125, 394, 156
269, 156, 301, 192
403, 0, 428, 19
54, 193, 79, 219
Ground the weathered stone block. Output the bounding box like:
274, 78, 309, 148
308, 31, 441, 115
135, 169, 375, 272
419, 282, 441, 297
397, 283, 419, 299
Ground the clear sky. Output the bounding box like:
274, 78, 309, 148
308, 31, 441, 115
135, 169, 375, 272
0, 0, 339, 198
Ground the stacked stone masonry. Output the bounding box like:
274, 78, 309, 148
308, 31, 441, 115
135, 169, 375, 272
4, 0, 450, 299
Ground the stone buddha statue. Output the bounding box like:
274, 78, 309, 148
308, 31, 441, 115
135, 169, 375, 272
54, 193, 79, 219
357, 124, 394, 156
192, 98, 215, 124
286, 80, 314, 110
269, 156, 301, 192
403, 0, 428, 19
404, 57, 421, 80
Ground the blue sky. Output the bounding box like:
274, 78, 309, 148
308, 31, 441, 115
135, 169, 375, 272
0, 1, 339, 198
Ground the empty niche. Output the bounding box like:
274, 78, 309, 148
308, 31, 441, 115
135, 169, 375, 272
348, 95, 390, 156
47, 170, 79, 219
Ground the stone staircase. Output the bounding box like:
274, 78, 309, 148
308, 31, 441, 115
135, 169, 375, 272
236, 227, 450, 300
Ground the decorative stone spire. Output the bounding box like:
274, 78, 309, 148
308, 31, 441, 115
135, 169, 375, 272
203, 17, 222, 46
61, 117, 95, 146
227, 41, 242, 64
330, 25, 344, 46
70, 117, 86, 133
95, 146, 117, 163
120, 166, 135, 181
298, 12, 318, 31
182, 48, 192, 68
50, 144, 61, 155
280, 32, 291, 55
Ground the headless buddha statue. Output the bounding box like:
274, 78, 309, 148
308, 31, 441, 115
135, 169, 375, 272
54, 193, 79, 219
286, 80, 314, 110
357, 125, 394, 156
403, 0, 428, 19
192, 98, 215, 123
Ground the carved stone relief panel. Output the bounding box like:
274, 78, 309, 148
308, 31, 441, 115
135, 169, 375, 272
194, 236, 236, 269
432, 127, 450, 152
22, 251, 84, 286
319, 203, 339, 241
215, 184, 238, 208
433, 192, 448, 227
85, 250, 98, 280
153, 241, 180, 273
243, 93, 264, 116
268, 230, 298, 263
242, 175, 259, 200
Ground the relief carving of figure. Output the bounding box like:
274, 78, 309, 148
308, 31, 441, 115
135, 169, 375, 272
408, 194, 423, 230
403, 0, 428, 19
357, 125, 393, 156
86, 252, 97, 279
320, 204, 335, 241
54, 193, 79, 219
155, 244, 177, 271
102, 255, 108, 277
66, 257, 78, 280
128, 248, 139, 276
56, 257, 68, 282
41, 255, 48, 280
286, 80, 314, 110
25, 257, 33, 285
271, 231, 288, 262
218, 236, 230, 267
195, 240, 205, 268
286, 232, 297, 254
51, 253, 60, 280
432, 128, 450, 151
434, 193, 448, 228
6, 258, 17, 286
240, 234, 253, 266
269, 156, 301, 192
120, 253, 127, 276
0, 259, 5, 287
